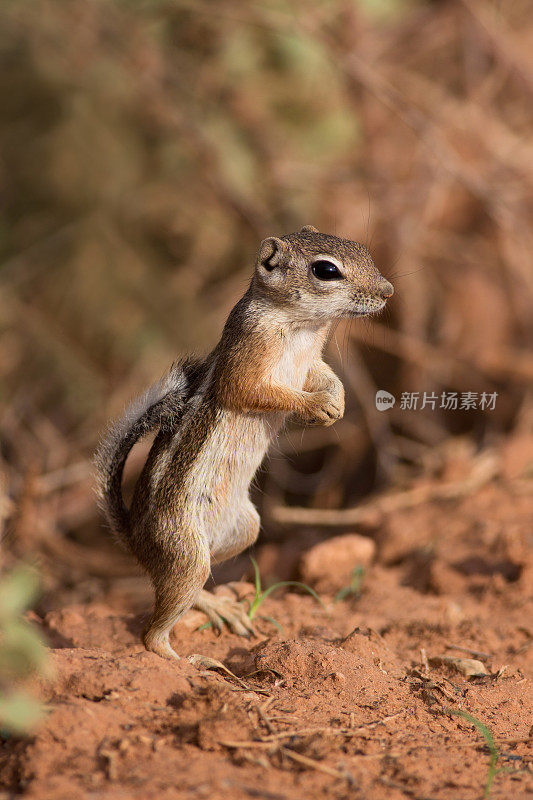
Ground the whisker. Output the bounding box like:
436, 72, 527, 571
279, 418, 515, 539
364, 190, 371, 250
388, 266, 426, 280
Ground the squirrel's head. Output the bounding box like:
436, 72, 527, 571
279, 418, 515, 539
253, 226, 393, 322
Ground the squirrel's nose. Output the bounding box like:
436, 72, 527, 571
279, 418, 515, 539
379, 280, 394, 300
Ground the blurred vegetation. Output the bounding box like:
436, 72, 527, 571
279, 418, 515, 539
0, 565, 50, 735
0, 1, 531, 604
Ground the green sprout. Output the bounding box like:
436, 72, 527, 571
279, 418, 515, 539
445, 709, 500, 799
197, 557, 327, 634
334, 565, 365, 602
247, 556, 327, 626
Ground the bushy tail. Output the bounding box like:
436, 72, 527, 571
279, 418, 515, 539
94, 358, 201, 543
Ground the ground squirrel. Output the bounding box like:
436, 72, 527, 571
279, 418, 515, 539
95, 226, 393, 659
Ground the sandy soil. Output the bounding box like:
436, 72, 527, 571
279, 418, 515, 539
1, 455, 532, 799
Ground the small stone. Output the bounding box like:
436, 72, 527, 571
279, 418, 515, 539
429, 655, 488, 677
443, 601, 464, 625
300, 534, 376, 593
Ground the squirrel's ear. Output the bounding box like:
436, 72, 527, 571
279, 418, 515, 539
258, 237, 287, 272
300, 225, 319, 234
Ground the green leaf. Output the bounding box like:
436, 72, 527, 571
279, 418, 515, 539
0, 566, 40, 619
247, 556, 327, 620
0, 620, 49, 677
0, 691, 45, 735
251, 556, 262, 596
445, 708, 500, 798
259, 580, 326, 609
259, 614, 283, 633
334, 565, 365, 602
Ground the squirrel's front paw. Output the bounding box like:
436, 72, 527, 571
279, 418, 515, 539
302, 389, 344, 426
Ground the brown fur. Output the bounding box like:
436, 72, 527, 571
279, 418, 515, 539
95, 227, 393, 659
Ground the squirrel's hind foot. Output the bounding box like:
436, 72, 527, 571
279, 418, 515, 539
143, 628, 181, 659
194, 589, 255, 638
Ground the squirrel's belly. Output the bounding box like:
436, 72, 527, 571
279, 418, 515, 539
185, 410, 271, 540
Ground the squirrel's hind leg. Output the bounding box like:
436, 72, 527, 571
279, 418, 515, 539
211, 498, 260, 564
143, 530, 210, 659
192, 498, 260, 637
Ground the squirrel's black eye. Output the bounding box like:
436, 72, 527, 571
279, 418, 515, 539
312, 260, 342, 281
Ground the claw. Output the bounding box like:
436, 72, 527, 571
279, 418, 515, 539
193, 590, 256, 637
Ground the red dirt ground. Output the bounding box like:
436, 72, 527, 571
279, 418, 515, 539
1, 442, 532, 800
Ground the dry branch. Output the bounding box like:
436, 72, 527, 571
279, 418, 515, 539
271, 452, 498, 527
